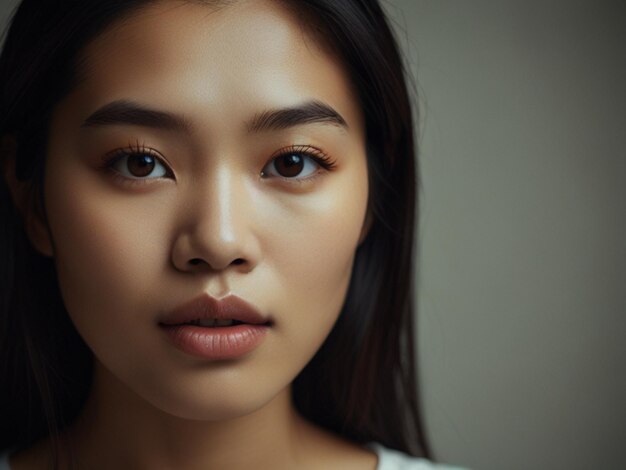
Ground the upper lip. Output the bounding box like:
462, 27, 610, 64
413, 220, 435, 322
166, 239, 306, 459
159, 294, 271, 326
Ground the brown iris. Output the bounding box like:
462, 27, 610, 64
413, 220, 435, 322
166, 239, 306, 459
127, 154, 156, 177
274, 154, 304, 177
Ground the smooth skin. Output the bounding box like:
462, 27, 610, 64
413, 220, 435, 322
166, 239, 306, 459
6, 1, 376, 469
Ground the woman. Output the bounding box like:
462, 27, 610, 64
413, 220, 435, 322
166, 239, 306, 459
0, 0, 464, 468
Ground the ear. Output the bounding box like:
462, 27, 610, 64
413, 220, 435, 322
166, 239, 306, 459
2, 136, 55, 257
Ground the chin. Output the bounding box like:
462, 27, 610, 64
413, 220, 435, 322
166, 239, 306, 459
154, 395, 276, 423
132, 376, 283, 423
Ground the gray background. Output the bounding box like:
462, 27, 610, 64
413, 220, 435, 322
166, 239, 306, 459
383, 1, 625, 469
2, 1, 624, 469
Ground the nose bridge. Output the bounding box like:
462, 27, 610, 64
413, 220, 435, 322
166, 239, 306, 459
207, 164, 239, 241
181, 162, 255, 270
203, 163, 253, 241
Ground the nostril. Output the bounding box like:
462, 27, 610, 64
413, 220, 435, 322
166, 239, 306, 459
185, 258, 246, 268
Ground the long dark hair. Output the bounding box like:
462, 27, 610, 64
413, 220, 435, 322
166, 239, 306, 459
0, 0, 430, 464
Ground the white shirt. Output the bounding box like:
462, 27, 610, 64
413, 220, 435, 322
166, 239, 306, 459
368, 443, 467, 469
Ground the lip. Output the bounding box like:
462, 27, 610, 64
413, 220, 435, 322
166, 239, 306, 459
158, 294, 271, 360
159, 293, 271, 326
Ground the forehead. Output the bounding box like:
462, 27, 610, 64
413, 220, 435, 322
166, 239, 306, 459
63, 0, 363, 137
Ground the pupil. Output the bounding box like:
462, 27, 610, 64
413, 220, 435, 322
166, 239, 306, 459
128, 154, 155, 177
276, 154, 303, 177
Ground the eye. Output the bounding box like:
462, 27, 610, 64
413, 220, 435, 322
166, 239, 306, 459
261, 146, 336, 181
104, 146, 172, 180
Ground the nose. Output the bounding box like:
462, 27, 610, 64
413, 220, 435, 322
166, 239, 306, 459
171, 167, 261, 274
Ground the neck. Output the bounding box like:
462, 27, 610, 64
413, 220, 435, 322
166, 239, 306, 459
63, 362, 312, 470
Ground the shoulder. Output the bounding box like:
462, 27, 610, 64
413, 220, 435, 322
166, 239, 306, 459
368, 443, 468, 470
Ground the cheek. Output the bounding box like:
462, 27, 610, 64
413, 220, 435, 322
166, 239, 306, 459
261, 173, 369, 352
271, 200, 358, 298
287, 170, 367, 282
43, 164, 171, 355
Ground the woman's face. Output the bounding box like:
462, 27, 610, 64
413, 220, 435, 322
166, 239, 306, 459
37, 0, 369, 419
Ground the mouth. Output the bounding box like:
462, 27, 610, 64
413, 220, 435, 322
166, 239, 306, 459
187, 318, 245, 327
158, 294, 271, 360
158, 293, 272, 327
171, 318, 272, 328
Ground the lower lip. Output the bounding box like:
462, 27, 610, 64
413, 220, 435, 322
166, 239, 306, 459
160, 324, 269, 360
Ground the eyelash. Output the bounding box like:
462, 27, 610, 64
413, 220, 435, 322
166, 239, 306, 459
101, 143, 337, 188
263, 145, 337, 184
101, 143, 171, 188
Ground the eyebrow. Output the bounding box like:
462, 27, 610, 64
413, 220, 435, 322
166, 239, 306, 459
247, 100, 348, 132
81, 99, 348, 133
82, 100, 191, 132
